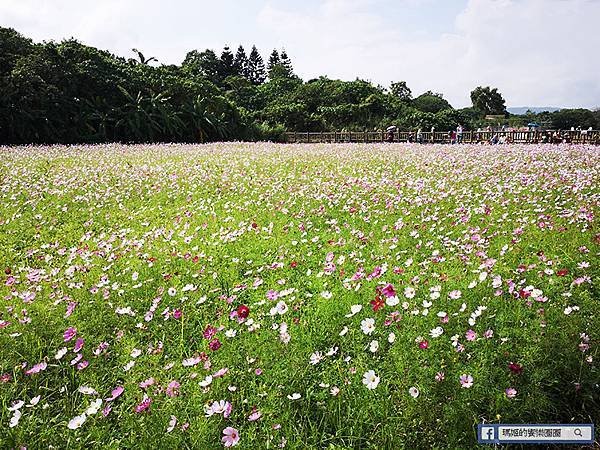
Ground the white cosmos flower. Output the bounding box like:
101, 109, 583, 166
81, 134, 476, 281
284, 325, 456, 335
345, 304, 362, 317
28, 395, 41, 407
362, 370, 380, 390
55, 347, 68, 360
339, 326, 349, 336
310, 352, 323, 365
77, 386, 98, 395
85, 399, 102, 415
388, 332, 396, 343
167, 287, 177, 297
404, 287, 416, 299
287, 393, 301, 400
199, 375, 213, 388
67, 413, 87, 430
369, 340, 379, 353
166, 415, 177, 433
275, 301, 288, 315
225, 329, 237, 338
386, 296, 399, 306
9, 410, 22, 428
321, 291, 332, 299
326, 346, 338, 356
360, 318, 375, 335
8, 400, 24, 411
430, 327, 444, 338
409, 387, 420, 398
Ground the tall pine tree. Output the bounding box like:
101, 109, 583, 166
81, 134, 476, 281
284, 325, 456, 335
219, 45, 235, 80
248, 45, 266, 85
279, 49, 294, 77
267, 49, 280, 73
233, 45, 249, 79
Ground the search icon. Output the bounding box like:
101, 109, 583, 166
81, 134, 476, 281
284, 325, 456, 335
574, 428, 582, 437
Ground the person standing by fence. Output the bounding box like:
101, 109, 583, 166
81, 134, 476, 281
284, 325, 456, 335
457, 124, 463, 143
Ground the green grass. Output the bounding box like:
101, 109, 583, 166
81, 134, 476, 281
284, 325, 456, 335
0, 142, 598, 449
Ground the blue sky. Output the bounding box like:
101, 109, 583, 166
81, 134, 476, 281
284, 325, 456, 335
1, 0, 599, 108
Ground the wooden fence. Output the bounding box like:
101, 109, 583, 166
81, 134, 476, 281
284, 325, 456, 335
284, 130, 600, 145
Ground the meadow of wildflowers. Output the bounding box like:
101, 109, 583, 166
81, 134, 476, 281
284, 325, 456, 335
1, 142, 598, 449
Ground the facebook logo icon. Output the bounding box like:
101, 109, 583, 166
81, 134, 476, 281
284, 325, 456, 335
481, 427, 495, 441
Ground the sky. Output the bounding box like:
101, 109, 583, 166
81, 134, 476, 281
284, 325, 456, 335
1, 0, 599, 109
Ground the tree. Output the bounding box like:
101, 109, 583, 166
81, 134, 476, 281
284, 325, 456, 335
130, 48, 158, 65
470, 86, 506, 115
279, 50, 294, 77
390, 81, 412, 102
267, 49, 280, 73
233, 45, 249, 79
413, 92, 452, 114
0, 27, 33, 76
219, 46, 235, 80
182, 49, 221, 85
551, 109, 597, 129
247, 46, 266, 85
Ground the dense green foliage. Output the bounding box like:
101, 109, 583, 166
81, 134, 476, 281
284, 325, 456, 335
0, 27, 598, 144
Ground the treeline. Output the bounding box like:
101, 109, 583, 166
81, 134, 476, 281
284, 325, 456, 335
1, 27, 599, 144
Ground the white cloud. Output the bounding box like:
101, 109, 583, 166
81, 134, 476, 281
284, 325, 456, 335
258, 0, 600, 108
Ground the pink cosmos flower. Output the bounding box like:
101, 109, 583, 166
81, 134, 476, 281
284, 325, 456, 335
248, 407, 261, 421
203, 325, 217, 340
172, 309, 182, 319
166, 380, 181, 397
73, 337, 85, 352
459, 374, 473, 388
435, 371, 445, 382
64, 327, 77, 342
419, 340, 429, 349
465, 330, 477, 341
25, 361, 47, 375
266, 290, 279, 301
106, 386, 124, 401
134, 396, 152, 413
65, 301, 78, 318
222, 427, 240, 447
213, 367, 229, 378
139, 377, 156, 389
102, 404, 112, 417
505, 387, 517, 398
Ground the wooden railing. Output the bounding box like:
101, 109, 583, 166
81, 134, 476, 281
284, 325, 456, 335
283, 130, 600, 145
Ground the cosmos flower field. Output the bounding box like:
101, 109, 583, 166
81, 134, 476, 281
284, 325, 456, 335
1, 142, 598, 449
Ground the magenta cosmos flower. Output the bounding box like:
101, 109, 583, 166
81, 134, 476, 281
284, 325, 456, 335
222, 427, 240, 447
63, 327, 77, 342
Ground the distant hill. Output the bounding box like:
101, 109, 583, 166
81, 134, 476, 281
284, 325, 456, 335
507, 106, 561, 115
